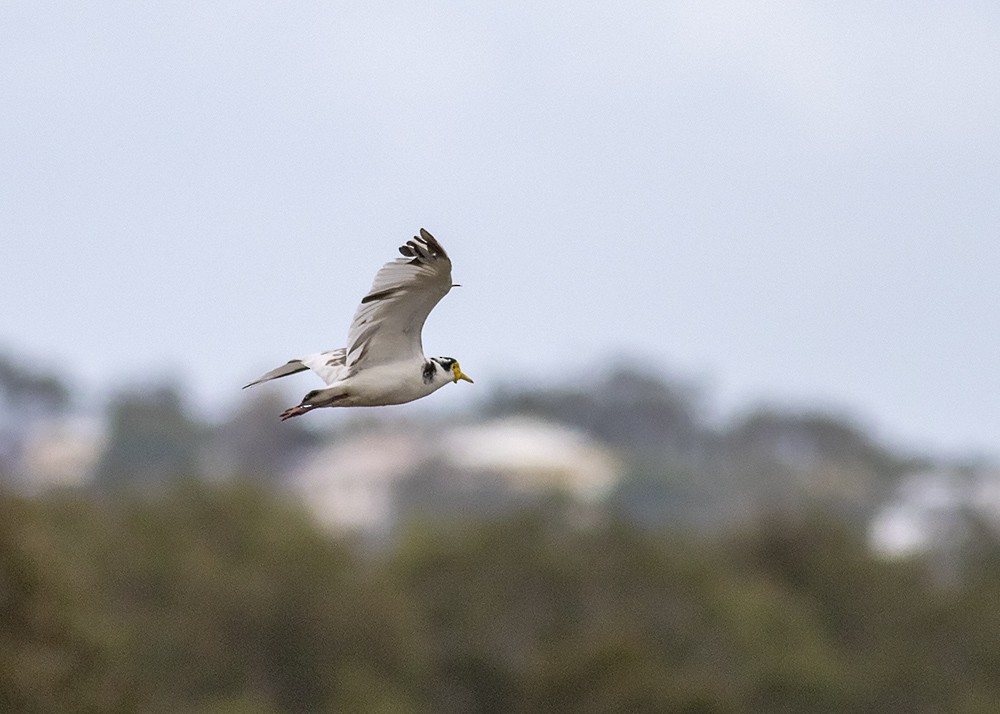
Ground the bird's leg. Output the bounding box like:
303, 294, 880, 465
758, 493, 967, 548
280, 390, 348, 420
279, 404, 314, 421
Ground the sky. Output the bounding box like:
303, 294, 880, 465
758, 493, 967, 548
2, 2, 998, 457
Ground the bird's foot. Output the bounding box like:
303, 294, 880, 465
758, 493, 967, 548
279, 405, 311, 421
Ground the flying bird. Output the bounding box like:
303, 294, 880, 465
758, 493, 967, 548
244, 228, 473, 420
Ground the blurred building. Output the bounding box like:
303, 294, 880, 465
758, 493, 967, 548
869, 467, 1000, 557
440, 417, 618, 502
293, 429, 424, 534
14, 417, 106, 491
290, 417, 620, 536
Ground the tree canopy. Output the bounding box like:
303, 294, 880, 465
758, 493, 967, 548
3, 485, 1000, 712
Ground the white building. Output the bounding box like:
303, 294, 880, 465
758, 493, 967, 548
869, 467, 1000, 557
290, 417, 620, 535
293, 430, 428, 533
440, 417, 618, 502
15, 417, 106, 490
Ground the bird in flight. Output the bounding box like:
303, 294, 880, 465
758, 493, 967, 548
244, 228, 473, 420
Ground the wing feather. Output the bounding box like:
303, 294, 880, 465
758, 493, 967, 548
299, 348, 348, 385
245, 348, 346, 388
345, 229, 453, 371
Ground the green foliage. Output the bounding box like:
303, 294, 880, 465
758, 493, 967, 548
0, 493, 106, 712
3, 487, 1000, 712
92, 385, 203, 490
1, 484, 426, 712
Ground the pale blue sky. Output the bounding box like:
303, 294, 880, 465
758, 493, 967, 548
2, 2, 998, 456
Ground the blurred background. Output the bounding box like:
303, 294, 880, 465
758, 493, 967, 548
3, 2, 999, 712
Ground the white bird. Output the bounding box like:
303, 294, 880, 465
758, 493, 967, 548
244, 228, 473, 420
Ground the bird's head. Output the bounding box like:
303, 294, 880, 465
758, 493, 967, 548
433, 357, 474, 384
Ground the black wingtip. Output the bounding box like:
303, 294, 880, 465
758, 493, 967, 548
416, 228, 448, 258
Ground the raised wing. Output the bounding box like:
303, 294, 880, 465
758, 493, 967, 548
345, 229, 454, 371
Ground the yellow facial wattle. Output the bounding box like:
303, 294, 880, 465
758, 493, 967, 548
451, 362, 474, 384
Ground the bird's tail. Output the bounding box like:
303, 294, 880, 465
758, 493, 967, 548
243, 360, 309, 389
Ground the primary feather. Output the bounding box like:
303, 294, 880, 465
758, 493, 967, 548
345, 229, 453, 372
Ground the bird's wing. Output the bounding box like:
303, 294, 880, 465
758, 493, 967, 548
345, 229, 453, 372
300, 348, 348, 385
243, 348, 346, 389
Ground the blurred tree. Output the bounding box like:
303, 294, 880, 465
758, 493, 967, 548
0, 492, 106, 712
0, 352, 70, 415
722, 512, 1000, 711
91, 383, 202, 490
609, 460, 718, 528
485, 363, 919, 530
5, 486, 1000, 712
486, 364, 727, 529
203, 391, 319, 483
725, 409, 907, 480
26, 483, 429, 712
486, 363, 707, 462
388, 505, 852, 713
0, 352, 72, 483
720, 409, 913, 523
